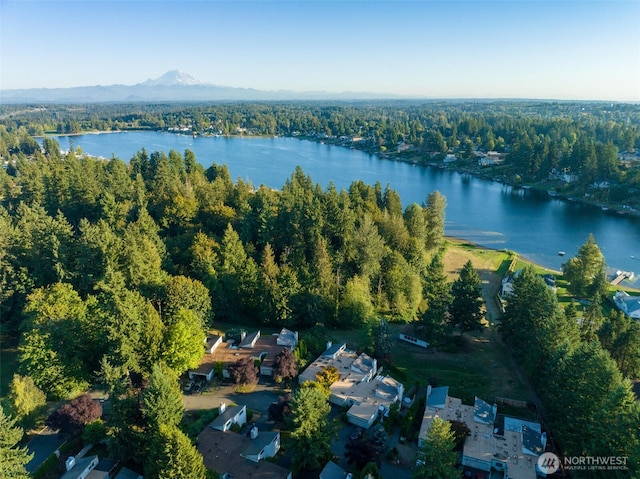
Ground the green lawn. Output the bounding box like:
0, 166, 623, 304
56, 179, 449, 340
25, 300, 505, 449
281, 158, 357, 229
389, 328, 536, 406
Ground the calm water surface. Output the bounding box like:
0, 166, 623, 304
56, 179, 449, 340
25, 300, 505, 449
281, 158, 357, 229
51, 131, 640, 280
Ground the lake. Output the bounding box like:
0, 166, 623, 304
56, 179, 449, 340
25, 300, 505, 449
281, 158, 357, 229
49, 131, 640, 281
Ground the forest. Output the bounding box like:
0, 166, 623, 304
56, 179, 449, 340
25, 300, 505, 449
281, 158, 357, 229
1, 100, 640, 207
0, 115, 639, 477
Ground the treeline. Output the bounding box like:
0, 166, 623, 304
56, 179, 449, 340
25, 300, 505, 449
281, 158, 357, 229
2, 100, 640, 196
0, 140, 447, 399
501, 259, 640, 477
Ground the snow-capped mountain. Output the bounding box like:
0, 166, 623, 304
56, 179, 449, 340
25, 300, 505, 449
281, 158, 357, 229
139, 70, 206, 87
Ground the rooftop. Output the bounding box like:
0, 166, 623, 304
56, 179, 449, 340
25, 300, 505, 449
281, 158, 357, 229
197, 428, 290, 479
193, 332, 286, 373
210, 405, 245, 430
299, 346, 374, 384
420, 393, 542, 479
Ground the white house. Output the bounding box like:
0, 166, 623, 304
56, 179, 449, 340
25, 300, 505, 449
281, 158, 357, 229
210, 403, 247, 432
299, 343, 402, 429
240, 430, 281, 462
613, 291, 640, 319
61, 456, 101, 479
399, 324, 429, 349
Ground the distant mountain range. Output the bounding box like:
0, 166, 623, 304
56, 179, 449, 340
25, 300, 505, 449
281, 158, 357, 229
0, 70, 396, 103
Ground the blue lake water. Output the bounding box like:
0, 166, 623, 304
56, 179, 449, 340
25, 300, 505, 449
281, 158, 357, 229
49, 131, 640, 280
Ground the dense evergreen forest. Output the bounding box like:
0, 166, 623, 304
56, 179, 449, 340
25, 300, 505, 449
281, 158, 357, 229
1, 100, 639, 207
1, 102, 639, 477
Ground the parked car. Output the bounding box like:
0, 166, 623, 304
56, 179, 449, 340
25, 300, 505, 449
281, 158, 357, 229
183, 381, 194, 394
349, 427, 363, 441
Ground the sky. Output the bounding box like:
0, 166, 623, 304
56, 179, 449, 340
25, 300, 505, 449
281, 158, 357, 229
1, 0, 639, 101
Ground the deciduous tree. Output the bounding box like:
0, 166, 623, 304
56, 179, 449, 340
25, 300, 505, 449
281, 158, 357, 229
8, 374, 46, 422
46, 394, 102, 437
272, 348, 298, 384
228, 356, 259, 387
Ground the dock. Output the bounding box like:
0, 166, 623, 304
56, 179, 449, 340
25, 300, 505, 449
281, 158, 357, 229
611, 270, 635, 286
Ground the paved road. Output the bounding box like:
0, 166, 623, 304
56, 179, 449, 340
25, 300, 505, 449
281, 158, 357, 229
25, 427, 65, 473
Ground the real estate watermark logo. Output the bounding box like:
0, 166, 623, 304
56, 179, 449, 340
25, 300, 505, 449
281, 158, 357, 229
537, 452, 628, 474
537, 452, 560, 474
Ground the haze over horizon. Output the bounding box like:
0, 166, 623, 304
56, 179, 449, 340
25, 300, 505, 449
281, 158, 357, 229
1, 0, 639, 102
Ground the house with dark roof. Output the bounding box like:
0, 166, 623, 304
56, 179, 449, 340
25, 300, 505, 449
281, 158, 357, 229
319, 460, 350, 479
197, 427, 291, 479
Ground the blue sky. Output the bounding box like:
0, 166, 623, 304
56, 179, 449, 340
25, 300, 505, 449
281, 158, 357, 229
1, 0, 639, 101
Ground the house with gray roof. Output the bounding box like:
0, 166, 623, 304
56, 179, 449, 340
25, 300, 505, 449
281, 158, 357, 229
613, 291, 640, 319
419, 387, 545, 479
210, 403, 247, 432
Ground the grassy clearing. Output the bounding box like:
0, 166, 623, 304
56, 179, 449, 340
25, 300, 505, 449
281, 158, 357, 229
389, 328, 535, 406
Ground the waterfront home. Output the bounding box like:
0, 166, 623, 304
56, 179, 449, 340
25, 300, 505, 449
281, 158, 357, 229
613, 291, 640, 319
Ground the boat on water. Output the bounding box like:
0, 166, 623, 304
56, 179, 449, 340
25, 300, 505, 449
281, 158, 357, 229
558, 251, 566, 256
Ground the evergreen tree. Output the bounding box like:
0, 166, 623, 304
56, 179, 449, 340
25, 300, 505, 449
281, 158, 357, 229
423, 191, 446, 251
145, 424, 207, 479
449, 261, 483, 336
418, 252, 451, 343
289, 385, 334, 473
412, 417, 459, 479
562, 234, 606, 299
0, 406, 33, 479
142, 363, 184, 429
372, 318, 392, 362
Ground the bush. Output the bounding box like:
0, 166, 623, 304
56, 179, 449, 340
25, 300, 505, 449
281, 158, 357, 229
31, 453, 59, 479
83, 419, 108, 445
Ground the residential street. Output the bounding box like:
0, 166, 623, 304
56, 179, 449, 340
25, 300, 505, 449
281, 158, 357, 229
25, 427, 66, 473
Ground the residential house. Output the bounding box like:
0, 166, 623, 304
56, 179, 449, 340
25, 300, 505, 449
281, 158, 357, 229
319, 460, 350, 479
418, 387, 545, 479
210, 403, 247, 432
190, 328, 298, 380
113, 468, 143, 479
197, 427, 291, 479
477, 151, 505, 167
189, 335, 223, 381
613, 291, 640, 319
61, 456, 101, 479
399, 324, 429, 349
299, 343, 402, 429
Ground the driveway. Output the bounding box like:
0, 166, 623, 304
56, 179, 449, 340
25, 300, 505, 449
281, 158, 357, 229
25, 427, 66, 473
183, 377, 282, 429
